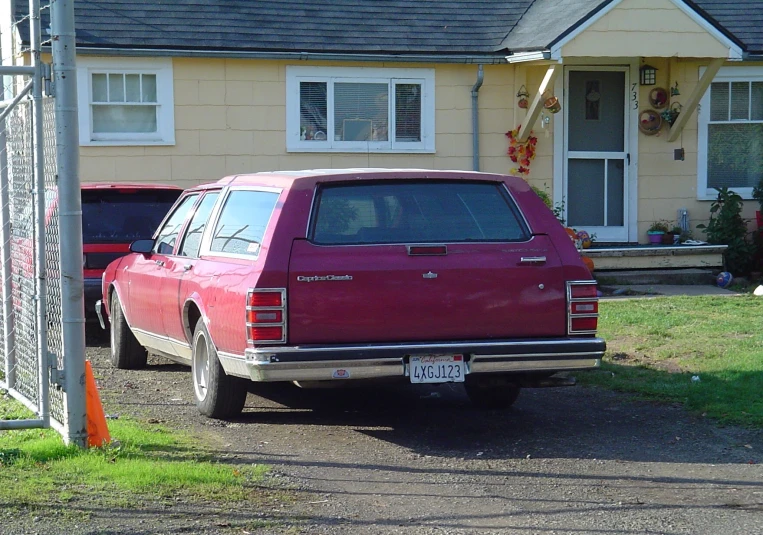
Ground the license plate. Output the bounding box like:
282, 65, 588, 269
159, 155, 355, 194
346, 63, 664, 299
409, 355, 465, 384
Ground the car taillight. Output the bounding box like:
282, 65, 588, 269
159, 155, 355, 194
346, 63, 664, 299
567, 281, 598, 335
246, 288, 286, 344
248, 292, 283, 307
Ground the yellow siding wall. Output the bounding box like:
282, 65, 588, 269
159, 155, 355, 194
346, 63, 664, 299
514, 65, 556, 197
80, 58, 516, 188
636, 59, 760, 238
77, 53, 759, 243
561, 0, 729, 58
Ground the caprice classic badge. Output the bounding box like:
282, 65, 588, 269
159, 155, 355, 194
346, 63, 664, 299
296, 274, 353, 282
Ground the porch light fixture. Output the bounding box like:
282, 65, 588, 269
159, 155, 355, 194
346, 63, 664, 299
640, 64, 657, 86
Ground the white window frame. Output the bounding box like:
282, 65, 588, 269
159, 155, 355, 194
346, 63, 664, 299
77, 57, 175, 146
286, 66, 435, 153
698, 65, 763, 200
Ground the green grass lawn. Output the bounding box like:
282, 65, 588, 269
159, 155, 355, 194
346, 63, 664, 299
0, 399, 276, 510
578, 295, 763, 427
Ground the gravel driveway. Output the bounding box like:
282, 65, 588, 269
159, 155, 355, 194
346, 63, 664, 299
8, 337, 762, 534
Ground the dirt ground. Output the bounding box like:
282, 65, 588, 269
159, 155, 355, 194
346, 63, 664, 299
4, 333, 762, 534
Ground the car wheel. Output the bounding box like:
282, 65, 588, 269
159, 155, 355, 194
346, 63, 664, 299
109, 292, 147, 370
463, 375, 521, 409
191, 319, 247, 418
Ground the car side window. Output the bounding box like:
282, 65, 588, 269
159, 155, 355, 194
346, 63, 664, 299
178, 192, 219, 258
209, 189, 280, 256
153, 194, 199, 255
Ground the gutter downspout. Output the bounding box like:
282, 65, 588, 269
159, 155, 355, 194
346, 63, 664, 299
471, 64, 484, 172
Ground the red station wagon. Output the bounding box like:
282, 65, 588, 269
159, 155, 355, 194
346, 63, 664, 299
97, 169, 605, 418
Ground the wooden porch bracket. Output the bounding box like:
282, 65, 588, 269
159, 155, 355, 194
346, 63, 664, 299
517, 64, 560, 142
667, 57, 723, 142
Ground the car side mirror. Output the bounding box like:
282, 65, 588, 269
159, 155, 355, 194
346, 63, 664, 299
130, 239, 154, 255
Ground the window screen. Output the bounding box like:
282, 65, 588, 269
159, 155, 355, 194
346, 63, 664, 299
395, 84, 421, 142
299, 81, 328, 141
707, 81, 763, 189
210, 190, 280, 256
312, 182, 529, 245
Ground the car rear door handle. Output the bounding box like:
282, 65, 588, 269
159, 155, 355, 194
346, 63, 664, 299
183, 263, 193, 271
155, 260, 165, 267
519, 256, 546, 265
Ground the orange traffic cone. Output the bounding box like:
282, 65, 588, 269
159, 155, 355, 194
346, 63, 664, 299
85, 360, 111, 448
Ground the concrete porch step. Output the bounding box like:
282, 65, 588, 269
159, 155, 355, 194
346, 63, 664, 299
582, 244, 726, 270
599, 284, 740, 299
594, 268, 717, 286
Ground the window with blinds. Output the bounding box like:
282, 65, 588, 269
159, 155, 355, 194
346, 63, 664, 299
289, 66, 433, 152
703, 78, 763, 192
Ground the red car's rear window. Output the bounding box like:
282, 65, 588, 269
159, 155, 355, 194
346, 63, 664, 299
82, 189, 181, 244
310, 181, 529, 245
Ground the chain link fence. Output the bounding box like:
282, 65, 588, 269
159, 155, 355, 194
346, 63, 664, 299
43, 97, 65, 425
6, 96, 37, 407
0, 94, 64, 428
0, 0, 84, 445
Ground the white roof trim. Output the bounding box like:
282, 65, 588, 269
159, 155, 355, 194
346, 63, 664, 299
549, 0, 744, 60
505, 51, 551, 63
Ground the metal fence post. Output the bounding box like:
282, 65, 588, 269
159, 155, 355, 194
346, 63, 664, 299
51, 0, 87, 448
29, 0, 50, 429
51, 0, 86, 448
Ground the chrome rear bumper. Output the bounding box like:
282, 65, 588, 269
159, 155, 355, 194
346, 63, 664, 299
242, 338, 605, 383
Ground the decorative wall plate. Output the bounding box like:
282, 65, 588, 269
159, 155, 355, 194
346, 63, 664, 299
648, 87, 669, 109
638, 109, 662, 135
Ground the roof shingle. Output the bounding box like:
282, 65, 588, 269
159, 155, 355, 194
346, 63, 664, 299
693, 0, 763, 54
12, 0, 763, 57
15, 0, 535, 55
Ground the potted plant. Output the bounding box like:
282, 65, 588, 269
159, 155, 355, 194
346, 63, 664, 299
647, 220, 669, 244
670, 225, 683, 245
753, 176, 763, 230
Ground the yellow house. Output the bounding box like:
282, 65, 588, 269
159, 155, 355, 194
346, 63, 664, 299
4, 0, 763, 246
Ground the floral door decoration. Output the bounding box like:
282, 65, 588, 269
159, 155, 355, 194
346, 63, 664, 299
505, 125, 538, 177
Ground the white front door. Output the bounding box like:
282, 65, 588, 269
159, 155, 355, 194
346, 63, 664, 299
563, 67, 630, 242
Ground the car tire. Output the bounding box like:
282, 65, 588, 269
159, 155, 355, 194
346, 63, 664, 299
191, 319, 248, 419
109, 292, 148, 370
464, 375, 521, 409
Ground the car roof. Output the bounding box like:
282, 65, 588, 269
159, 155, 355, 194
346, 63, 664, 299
192, 169, 519, 191
80, 182, 182, 190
